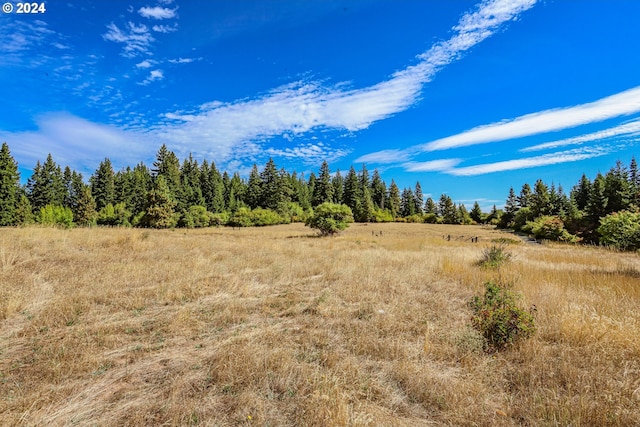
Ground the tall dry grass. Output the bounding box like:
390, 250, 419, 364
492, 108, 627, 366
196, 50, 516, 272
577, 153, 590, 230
0, 223, 639, 426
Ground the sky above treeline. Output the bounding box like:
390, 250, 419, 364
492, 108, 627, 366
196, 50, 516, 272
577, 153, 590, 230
1, 0, 640, 210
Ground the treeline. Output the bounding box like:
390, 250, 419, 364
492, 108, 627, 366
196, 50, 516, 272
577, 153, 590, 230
497, 158, 640, 250
0, 142, 488, 229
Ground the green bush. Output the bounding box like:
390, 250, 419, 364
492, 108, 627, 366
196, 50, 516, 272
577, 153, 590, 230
305, 202, 353, 236
97, 203, 131, 226
423, 213, 438, 224
512, 207, 534, 231
405, 214, 425, 223
477, 244, 512, 268
209, 212, 229, 227
249, 208, 283, 226
228, 207, 253, 227
371, 208, 394, 223
179, 205, 211, 228
38, 204, 74, 228
597, 210, 640, 251
523, 215, 579, 243
469, 281, 536, 352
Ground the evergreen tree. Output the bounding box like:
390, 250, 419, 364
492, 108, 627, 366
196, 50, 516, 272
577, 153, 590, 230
0, 142, 20, 226
152, 144, 181, 199
312, 160, 334, 206
27, 154, 65, 211
458, 203, 471, 224
531, 179, 550, 217
424, 197, 437, 215
586, 173, 608, 223
142, 175, 177, 228
245, 164, 262, 209
370, 169, 386, 209
603, 161, 630, 214
90, 158, 115, 211
277, 167, 293, 211
343, 166, 360, 213
178, 154, 204, 210
503, 187, 518, 225
572, 174, 591, 211
400, 188, 416, 217
387, 180, 401, 218
413, 182, 424, 215
438, 194, 457, 223
14, 194, 34, 225
201, 161, 225, 213
517, 183, 532, 208
629, 156, 640, 206
130, 163, 152, 215
470, 201, 483, 223
259, 158, 280, 210
332, 169, 344, 205
74, 186, 98, 226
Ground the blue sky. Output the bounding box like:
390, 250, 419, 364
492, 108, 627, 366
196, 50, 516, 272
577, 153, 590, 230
1, 0, 640, 210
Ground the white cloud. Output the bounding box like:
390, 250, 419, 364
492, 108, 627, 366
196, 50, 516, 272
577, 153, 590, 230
103, 22, 154, 57
138, 6, 177, 20
402, 159, 462, 172
139, 69, 164, 85
152, 24, 178, 33
1, 113, 153, 175
445, 147, 610, 176
264, 143, 352, 165
135, 59, 155, 68
521, 118, 640, 152
155, 0, 537, 163
168, 57, 201, 64
420, 85, 640, 152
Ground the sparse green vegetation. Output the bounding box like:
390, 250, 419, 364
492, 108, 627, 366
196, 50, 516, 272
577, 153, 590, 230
477, 244, 512, 268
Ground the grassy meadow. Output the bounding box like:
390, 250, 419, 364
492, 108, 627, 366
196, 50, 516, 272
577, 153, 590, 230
1, 223, 639, 426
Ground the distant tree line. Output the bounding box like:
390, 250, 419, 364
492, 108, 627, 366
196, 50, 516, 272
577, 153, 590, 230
0, 142, 490, 229
497, 157, 640, 250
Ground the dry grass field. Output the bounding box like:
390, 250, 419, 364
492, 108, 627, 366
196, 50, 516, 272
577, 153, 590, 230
1, 223, 639, 426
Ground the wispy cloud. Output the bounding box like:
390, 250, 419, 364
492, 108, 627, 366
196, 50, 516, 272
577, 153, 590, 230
155, 0, 537, 164
420, 85, 640, 152
103, 22, 154, 57
168, 57, 201, 64
139, 69, 164, 85
521, 118, 640, 152
138, 6, 178, 20
152, 24, 178, 33
2, 113, 153, 174
135, 59, 156, 68
403, 159, 462, 172
264, 142, 352, 165
445, 146, 610, 176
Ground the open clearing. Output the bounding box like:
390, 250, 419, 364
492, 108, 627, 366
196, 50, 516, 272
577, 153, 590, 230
1, 223, 639, 426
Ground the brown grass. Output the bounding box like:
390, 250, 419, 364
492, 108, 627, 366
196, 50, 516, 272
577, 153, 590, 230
1, 223, 639, 426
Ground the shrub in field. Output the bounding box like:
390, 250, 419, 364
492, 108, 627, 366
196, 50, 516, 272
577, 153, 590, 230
371, 208, 394, 223
477, 244, 512, 268
37, 204, 73, 228
249, 208, 283, 226
522, 215, 579, 243
179, 205, 212, 228
228, 207, 253, 227
97, 202, 132, 226
305, 202, 353, 236
597, 209, 640, 251
469, 281, 536, 352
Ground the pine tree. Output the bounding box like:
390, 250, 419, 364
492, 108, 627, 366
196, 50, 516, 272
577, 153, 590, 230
531, 179, 550, 217
586, 173, 608, 223
571, 174, 591, 211
424, 197, 437, 215
629, 157, 640, 206
245, 164, 262, 209
27, 154, 65, 211
178, 154, 204, 210
400, 188, 416, 217
470, 201, 483, 223
370, 169, 386, 210
332, 169, 344, 205
355, 185, 375, 222
438, 194, 457, 223
130, 163, 152, 215
74, 185, 97, 226
14, 194, 34, 225
387, 180, 401, 218
343, 166, 359, 213
0, 142, 20, 226
413, 182, 424, 214
152, 144, 181, 199
517, 183, 532, 208
312, 160, 334, 206
259, 158, 280, 210
142, 175, 177, 228
91, 158, 115, 211
603, 161, 630, 214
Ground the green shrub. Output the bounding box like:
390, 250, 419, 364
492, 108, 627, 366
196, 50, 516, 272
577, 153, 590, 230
469, 281, 536, 352
209, 212, 229, 227
423, 213, 438, 224
38, 204, 74, 228
249, 208, 283, 226
477, 244, 512, 268
228, 207, 253, 227
305, 203, 353, 236
97, 203, 131, 226
597, 209, 640, 251
371, 208, 394, 223
523, 215, 579, 243
178, 205, 211, 228
405, 214, 424, 223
